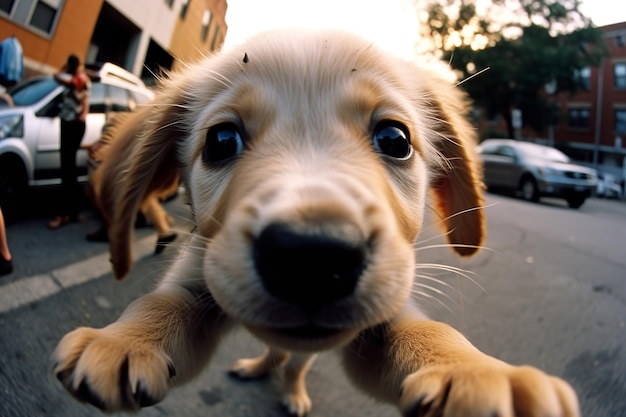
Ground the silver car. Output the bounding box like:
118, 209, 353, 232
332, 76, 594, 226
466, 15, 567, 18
476, 139, 597, 208
0, 63, 154, 210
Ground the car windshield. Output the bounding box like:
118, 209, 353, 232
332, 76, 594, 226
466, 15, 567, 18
8, 77, 60, 106
517, 143, 570, 163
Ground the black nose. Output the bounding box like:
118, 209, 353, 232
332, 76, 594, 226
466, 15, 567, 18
253, 222, 367, 308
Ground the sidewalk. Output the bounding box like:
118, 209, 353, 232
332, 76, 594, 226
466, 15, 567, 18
0, 233, 156, 313
0, 191, 192, 313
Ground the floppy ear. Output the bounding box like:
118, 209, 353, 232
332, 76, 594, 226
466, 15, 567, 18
107, 92, 185, 280
426, 81, 485, 257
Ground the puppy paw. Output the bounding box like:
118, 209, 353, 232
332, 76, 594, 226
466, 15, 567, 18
282, 391, 312, 417
400, 361, 580, 417
229, 357, 271, 379
52, 326, 175, 412
229, 349, 289, 379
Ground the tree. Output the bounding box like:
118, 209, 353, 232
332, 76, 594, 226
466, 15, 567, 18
418, 0, 608, 139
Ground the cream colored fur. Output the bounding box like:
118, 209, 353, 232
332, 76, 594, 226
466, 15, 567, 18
52, 30, 579, 417
90, 110, 180, 248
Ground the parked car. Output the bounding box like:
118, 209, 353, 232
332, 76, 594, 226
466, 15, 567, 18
596, 172, 623, 199
0, 62, 154, 210
476, 139, 597, 208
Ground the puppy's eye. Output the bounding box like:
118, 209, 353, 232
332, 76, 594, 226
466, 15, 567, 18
372, 122, 412, 159
203, 123, 245, 164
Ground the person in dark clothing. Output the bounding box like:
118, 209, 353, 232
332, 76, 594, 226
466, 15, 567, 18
48, 54, 91, 229
0, 207, 12, 276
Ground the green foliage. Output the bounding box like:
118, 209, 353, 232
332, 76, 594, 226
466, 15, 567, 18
419, 0, 609, 138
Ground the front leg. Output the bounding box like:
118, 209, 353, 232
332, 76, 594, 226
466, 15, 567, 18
342, 305, 580, 417
230, 347, 317, 417
52, 245, 233, 412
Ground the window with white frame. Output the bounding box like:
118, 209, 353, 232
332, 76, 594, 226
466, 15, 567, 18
180, 0, 189, 19
27, 0, 63, 34
0, 0, 15, 14
201, 10, 211, 42
615, 63, 626, 89
574, 66, 591, 91
616, 109, 626, 134
210, 25, 220, 50
568, 108, 590, 129
1, 0, 63, 35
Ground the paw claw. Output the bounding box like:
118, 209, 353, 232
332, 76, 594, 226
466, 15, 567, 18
52, 327, 172, 412
401, 395, 429, 417
282, 393, 312, 417
55, 367, 72, 385
135, 383, 160, 408
401, 362, 579, 417
167, 360, 177, 378
76, 378, 107, 411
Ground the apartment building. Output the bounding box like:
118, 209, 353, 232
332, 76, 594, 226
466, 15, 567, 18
551, 21, 626, 179
0, 0, 227, 84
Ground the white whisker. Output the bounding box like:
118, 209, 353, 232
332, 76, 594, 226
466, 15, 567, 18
420, 201, 498, 239
416, 243, 497, 255
410, 288, 458, 318
412, 281, 454, 301
414, 274, 458, 292
454, 67, 490, 88
417, 263, 486, 293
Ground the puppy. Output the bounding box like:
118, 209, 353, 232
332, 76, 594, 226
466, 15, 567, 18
87, 111, 180, 254
52, 30, 579, 416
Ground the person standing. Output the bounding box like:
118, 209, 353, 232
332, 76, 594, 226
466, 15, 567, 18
0, 207, 12, 276
48, 54, 91, 229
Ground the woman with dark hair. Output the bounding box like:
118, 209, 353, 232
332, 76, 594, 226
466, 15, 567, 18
48, 54, 91, 229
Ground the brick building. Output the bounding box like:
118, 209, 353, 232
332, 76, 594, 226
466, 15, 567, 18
0, 0, 227, 84
479, 22, 626, 180
552, 21, 626, 180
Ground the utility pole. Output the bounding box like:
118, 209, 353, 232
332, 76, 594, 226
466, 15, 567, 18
593, 59, 604, 170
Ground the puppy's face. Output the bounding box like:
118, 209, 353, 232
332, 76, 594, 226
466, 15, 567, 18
113, 31, 484, 351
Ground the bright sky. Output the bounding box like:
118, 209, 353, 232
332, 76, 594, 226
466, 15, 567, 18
223, 0, 421, 58
224, 0, 625, 59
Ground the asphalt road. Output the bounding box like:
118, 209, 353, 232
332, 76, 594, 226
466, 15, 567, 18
0, 190, 624, 417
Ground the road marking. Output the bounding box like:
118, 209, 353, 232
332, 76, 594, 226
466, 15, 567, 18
0, 235, 156, 314
52, 249, 116, 288
0, 273, 61, 313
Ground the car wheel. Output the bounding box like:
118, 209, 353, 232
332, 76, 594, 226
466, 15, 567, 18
566, 194, 587, 209
520, 176, 539, 202
0, 154, 28, 220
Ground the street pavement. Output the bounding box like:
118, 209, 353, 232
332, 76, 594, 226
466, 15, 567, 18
1, 189, 625, 417
0, 189, 400, 417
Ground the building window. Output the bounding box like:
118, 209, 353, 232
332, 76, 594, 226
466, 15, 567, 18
201, 10, 211, 42
180, 0, 189, 19
616, 109, 626, 134
30, 0, 60, 34
574, 66, 591, 90
0, 0, 15, 14
210, 25, 220, 51
568, 108, 590, 129
615, 63, 626, 89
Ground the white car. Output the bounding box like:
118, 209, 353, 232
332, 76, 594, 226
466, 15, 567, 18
0, 63, 154, 211
596, 172, 623, 199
